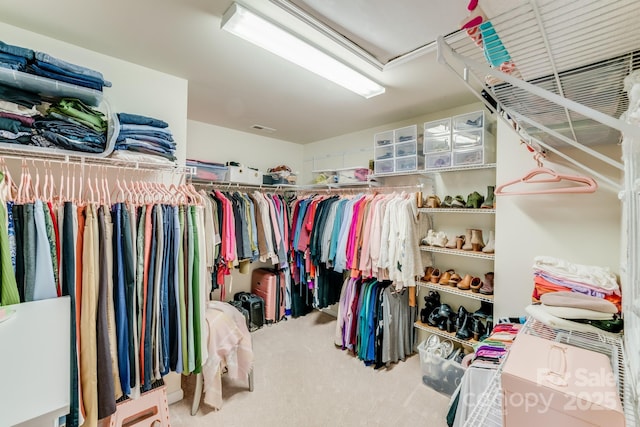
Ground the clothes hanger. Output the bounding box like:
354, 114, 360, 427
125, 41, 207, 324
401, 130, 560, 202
495, 154, 597, 195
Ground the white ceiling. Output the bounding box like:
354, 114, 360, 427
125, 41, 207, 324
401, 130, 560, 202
0, 0, 477, 143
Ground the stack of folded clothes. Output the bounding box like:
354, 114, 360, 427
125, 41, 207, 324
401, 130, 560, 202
0, 39, 111, 92
0, 83, 41, 145
113, 113, 176, 163
527, 255, 623, 333
470, 323, 521, 368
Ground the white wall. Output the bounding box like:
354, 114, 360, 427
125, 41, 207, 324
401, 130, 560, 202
188, 120, 303, 174
187, 120, 303, 299
493, 119, 622, 318
0, 22, 189, 164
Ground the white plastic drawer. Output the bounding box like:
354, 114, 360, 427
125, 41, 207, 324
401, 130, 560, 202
395, 141, 417, 157
453, 129, 483, 150
394, 125, 417, 144
453, 148, 484, 166
424, 134, 451, 153
374, 159, 394, 174
424, 118, 451, 136
425, 152, 452, 169
395, 156, 417, 172
453, 111, 484, 131
375, 145, 394, 160
374, 130, 393, 147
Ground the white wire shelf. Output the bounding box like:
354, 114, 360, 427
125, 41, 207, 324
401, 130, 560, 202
417, 280, 494, 303
462, 317, 637, 427
371, 163, 496, 179
414, 321, 478, 348
418, 208, 495, 214
420, 245, 495, 260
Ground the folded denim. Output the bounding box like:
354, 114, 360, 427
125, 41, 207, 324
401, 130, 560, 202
116, 135, 175, 150
0, 62, 24, 71
34, 118, 106, 144
0, 117, 32, 133
48, 98, 107, 133
28, 64, 104, 92
0, 40, 34, 61
115, 140, 173, 155
0, 134, 33, 145
0, 52, 28, 68
35, 51, 109, 84
30, 134, 57, 148
117, 112, 168, 128
0, 111, 35, 126
115, 146, 176, 161
118, 123, 173, 137
39, 130, 105, 153
33, 60, 110, 88
0, 83, 42, 108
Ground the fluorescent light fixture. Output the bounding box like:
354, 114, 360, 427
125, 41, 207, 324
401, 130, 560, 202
221, 3, 385, 99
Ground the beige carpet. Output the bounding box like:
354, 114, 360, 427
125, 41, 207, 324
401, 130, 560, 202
168, 310, 451, 427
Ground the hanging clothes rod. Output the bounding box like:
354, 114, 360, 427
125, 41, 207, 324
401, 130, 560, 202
190, 179, 297, 192
296, 183, 424, 194
191, 179, 423, 194
0, 151, 194, 175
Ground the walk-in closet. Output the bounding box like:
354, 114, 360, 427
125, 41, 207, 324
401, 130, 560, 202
0, 1, 638, 426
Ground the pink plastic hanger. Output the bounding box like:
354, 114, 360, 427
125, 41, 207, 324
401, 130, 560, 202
495, 165, 597, 196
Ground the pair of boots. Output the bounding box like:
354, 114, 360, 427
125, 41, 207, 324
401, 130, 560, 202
420, 291, 440, 324
465, 186, 496, 209
461, 229, 495, 253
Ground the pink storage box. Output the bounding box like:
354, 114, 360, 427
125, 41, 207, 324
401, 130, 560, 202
501, 333, 624, 427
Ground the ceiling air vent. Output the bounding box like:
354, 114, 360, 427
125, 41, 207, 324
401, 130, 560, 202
251, 124, 276, 133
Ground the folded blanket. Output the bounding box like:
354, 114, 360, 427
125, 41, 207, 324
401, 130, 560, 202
540, 291, 618, 313
533, 256, 619, 292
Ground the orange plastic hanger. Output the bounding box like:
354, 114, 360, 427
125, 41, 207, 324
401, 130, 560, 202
495, 167, 597, 195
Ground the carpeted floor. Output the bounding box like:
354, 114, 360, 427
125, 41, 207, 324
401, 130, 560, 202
168, 310, 450, 427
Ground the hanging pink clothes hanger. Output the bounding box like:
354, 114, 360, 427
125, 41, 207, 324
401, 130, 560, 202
495, 166, 597, 195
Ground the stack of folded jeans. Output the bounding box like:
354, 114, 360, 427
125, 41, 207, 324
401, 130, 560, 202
113, 112, 176, 162
28, 52, 112, 91
0, 38, 111, 92
0, 40, 34, 71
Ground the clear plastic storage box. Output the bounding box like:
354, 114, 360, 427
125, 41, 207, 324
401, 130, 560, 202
424, 118, 451, 136
395, 156, 417, 172
394, 125, 417, 143
452, 129, 483, 150
418, 340, 465, 396
424, 134, 451, 153
375, 145, 394, 160
374, 130, 394, 146
395, 141, 417, 158
453, 110, 484, 131
425, 152, 452, 169
374, 159, 394, 174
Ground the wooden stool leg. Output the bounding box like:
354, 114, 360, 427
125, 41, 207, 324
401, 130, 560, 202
191, 373, 203, 416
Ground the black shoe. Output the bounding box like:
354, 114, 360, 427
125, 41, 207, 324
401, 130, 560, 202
471, 318, 486, 341
427, 307, 441, 327
455, 306, 468, 331
473, 301, 492, 319
446, 314, 456, 334
455, 306, 472, 340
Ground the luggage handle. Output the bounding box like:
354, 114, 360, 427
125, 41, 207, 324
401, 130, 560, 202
542, 343, 568, 387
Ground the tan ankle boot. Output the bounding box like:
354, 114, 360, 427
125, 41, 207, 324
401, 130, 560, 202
471, 229, 485, 252
462, 229, 473, 251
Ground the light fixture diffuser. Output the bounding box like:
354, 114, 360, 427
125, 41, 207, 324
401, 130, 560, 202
221, 3, 385, 99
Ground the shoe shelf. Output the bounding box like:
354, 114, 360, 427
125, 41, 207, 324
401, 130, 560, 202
419, 246, 495, 260
414, 320, 478, 347
418, 280, 494, 303
418, 208, 495, 214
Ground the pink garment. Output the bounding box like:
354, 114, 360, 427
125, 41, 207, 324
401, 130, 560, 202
345, 196, 365, 269
359, 195, 383, 276
203, 301, 253, 410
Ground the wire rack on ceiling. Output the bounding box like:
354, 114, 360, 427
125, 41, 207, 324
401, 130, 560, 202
438, 0, 640, 190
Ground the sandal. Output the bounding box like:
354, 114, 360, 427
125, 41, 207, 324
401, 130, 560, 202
421, 266, 434, 282
470, 277, 483, 293
439, 269, 455, 285
430, 268, 441, 284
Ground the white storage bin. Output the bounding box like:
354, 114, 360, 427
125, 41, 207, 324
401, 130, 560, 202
374, 130, 394, 147
227, 165, 263, 185
374, 145, 394, 160
425, 152, 452, 169
418, 339, 465, 396
374, 159, 394, 174
337, 167, 370, 183
395, 156, 417, 172
453, 129, 483, 150
453, 110, 484, 131
453, 148, 485, 166
424, 134, 451, 153
424, 118, 451, 136
394, 125, 417, 144
395, 140, 417, 158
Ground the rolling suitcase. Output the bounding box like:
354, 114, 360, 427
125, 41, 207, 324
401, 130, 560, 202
228, 300, 252, 332
251, 268, 286, 324
234, 292, 265, 330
